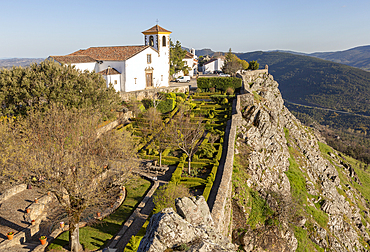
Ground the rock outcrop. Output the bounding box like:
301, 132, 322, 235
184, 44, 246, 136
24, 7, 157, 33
138, 196, 236, 252
232, 71, 370, 251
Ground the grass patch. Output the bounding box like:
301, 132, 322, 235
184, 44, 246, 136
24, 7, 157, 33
47, 177, 151, 251
294, 226, 324, 252
246, 190, 274, 228
124, 220, 149, 252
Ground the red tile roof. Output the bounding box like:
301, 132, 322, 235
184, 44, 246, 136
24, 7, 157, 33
98, 67, 121, 75
68, 45, 151, 61
142, 25, 171, 34
49, 55, 96, 64
184, 51, 194, 59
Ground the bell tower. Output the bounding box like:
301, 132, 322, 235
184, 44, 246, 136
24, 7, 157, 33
142, 25, 171, 56
142, 25, 172, 87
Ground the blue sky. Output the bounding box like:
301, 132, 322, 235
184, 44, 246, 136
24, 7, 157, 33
1, 0, 369, 58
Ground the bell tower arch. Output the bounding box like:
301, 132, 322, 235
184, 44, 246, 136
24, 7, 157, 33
142, 25, 171, 55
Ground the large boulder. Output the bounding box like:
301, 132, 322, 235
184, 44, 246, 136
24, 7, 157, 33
138, 196, 236, 252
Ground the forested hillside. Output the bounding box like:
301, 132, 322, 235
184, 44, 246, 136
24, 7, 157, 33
237, 51, 370, 164
310, 45, 370, 72
237, 51, 370, 116
0, 58, 44, 69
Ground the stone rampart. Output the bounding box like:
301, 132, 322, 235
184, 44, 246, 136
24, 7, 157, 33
210, 69, 264, 237
210, 94, 242, 237
239, 67, 268, 83
120, 85, 189, 101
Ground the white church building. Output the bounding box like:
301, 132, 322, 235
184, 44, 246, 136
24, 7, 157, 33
49, 25, 172, 93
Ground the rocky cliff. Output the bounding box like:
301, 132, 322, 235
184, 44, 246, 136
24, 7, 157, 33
233, 71, 370, 251
138, 71, 370, 252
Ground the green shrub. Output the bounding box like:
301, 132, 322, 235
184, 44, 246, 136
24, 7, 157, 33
197, 77, 242, 92
141, 98, 153, 109
176, 96, 184, 103
210, 94, 235, 103
170, 162, 184, 184
162, 148, 171, 157
175, 92, 187, 100
197, 143, 217, 158
153, 183, 191, 214
157, 98, 176, 113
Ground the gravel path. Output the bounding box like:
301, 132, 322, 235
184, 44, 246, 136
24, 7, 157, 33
0, 187, 44, 242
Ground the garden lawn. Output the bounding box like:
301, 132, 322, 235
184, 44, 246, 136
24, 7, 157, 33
47, 176, 151, 251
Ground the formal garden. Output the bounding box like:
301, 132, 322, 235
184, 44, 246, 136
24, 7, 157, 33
41, 76, 241, 251
123, 76, 241, 251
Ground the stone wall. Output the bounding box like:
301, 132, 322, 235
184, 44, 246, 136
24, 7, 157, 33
239, 67, 268, 83
0, 184, 27, 203
210, 94, 242, 238
210, 69, 265, 237
120, 85, 189, 101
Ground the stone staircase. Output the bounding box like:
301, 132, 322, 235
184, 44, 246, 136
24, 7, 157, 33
6, 241, 40, 252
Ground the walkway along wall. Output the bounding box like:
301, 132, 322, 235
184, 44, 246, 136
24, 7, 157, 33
210, 89, 242, 237
209, 69, 267, 237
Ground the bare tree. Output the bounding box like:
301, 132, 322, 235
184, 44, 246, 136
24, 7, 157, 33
1, 105, 137, 252
169, 108, 204, 174
140, 107, 172, 167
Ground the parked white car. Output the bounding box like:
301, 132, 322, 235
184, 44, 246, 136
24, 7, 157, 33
176, 76, 190, 83
219, 73, 231, 77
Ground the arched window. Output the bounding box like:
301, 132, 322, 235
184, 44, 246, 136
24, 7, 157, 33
149, 36, 154, 47
162, 36, 166, 47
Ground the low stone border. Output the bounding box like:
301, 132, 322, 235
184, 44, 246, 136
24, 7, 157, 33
32, 188, 127, 252
119, 85, 189, 102
106, 180, 159, 249
0, 183, 27, 203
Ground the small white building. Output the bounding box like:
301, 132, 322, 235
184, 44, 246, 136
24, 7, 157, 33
173, 48, 198, 79
49, 25, 172, 93
201, 56, 225, 74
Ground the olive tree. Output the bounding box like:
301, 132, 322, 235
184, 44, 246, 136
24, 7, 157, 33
0, 60, 121, 119
1, 106, 137, 252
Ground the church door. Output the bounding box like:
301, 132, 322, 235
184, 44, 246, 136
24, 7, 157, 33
146, 73, 153, 87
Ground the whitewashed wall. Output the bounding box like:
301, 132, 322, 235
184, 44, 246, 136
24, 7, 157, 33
94, 60, 125, 92
102, 74, 121, 92
72, 62, 96, 72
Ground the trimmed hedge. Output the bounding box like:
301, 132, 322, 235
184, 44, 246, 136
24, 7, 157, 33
157, 98, 176, 114
170, 162, 185, 184
197, 77, 242, 92
210, 95, 235, 104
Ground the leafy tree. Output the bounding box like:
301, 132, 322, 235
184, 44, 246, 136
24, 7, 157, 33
0, 105, 137, 252
222, 48, 249, 76
0, 60, 121, 119
248, 60, 260, 70
170, 40, 189, 77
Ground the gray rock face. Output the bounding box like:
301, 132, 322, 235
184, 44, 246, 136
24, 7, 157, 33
234, 71, 370, 251
138, 196, 236, 252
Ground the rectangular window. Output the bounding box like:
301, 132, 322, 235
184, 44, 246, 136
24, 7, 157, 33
161, 75, 163, 81
147, 54, 152, 64
114, 80, 117, 85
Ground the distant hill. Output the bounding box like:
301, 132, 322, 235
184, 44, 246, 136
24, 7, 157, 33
192, 48, 223, 57
309, 45, 370, 71
237, 51, 370, 116
0, 58, 44, 69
